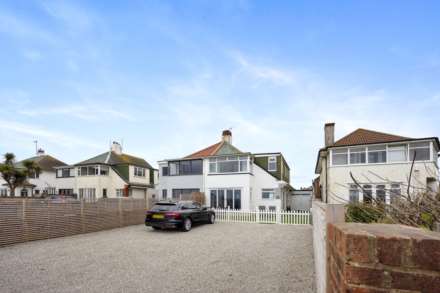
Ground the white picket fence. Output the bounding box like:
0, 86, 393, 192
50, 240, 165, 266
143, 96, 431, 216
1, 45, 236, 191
213, 208, 311, 225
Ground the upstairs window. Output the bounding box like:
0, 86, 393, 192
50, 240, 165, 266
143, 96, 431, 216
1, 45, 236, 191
162, 166, 169, 176
409, 142, 430, 161
388, 144, 407, 162
134, 167, 145, 177
100, 166, 109, 176
349, 147, 366, 164
209, 156, 248, 173
368, 145, 386, 163
168, 160, 202, 175
268, 156, 277, 171
332, 148, 348, 165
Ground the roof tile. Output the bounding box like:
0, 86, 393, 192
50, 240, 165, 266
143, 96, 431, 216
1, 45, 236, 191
332, 128, 411, 147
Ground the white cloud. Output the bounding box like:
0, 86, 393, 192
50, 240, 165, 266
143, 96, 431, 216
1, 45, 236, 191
230, 50, 296, 85
0, 120, 101, 150
19, 104, 134, 122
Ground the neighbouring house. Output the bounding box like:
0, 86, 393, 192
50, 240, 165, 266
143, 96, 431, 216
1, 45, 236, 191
314, 123, 440, 204
288, 187, 312, 211
57, 142, 158, 201
0, 148, 72, 197
157, 130, 292, 211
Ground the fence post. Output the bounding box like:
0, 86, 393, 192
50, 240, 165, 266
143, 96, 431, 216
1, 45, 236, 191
276, 209, 281, 224
227, 207, 230, 222
80, 199, 85, 233
256, 207, 260, 223
22, 199, 27, 242
119, 198, 123, 227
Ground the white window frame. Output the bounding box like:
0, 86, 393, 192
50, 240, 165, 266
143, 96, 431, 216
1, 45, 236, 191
349, 147, 367, 165
409, 142, 431, 162
268, 156, 277, 171
134, 166, 145, 177
208, 156, 249, 174
261, 188, 275, 200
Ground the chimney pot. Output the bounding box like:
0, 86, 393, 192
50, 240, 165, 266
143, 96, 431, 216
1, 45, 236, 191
324, 123, 335, 147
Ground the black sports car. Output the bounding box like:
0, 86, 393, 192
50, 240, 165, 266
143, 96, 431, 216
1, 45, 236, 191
145, 201, 215, 232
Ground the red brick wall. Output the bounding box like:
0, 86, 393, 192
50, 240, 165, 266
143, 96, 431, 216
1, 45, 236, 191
327, 223, 440, 293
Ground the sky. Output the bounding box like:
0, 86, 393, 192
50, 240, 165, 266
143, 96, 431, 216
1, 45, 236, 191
0, 1, 440, 187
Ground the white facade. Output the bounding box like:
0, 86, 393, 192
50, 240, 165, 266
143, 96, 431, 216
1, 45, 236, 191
1, 170, 75, 197
318, 140, 439, 204
157, 156, 288, 211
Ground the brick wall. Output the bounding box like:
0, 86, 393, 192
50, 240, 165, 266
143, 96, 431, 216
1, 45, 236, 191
327, 223, 440, 293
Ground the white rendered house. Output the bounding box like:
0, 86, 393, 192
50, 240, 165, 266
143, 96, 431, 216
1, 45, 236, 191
57, 142, 157, 201
314, 123, 439, 204
158, 130, 292, 211
0, 149, 72, 197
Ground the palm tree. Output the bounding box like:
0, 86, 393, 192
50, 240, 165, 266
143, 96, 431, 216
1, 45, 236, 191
0, 153, 41, 197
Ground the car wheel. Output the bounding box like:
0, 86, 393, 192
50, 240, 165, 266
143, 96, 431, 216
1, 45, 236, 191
182, 218, 192, 232
208, 214, 215, 224
152, 226, 161, 230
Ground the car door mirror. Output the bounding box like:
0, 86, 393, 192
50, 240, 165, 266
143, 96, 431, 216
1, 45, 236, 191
202, 206, 208, 211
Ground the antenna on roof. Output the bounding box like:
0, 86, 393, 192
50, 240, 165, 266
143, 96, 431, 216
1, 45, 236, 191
121, 138, 124, 151
33, 140, 38, 155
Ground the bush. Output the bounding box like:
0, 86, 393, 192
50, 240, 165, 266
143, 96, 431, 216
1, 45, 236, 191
345, 203, 384, 223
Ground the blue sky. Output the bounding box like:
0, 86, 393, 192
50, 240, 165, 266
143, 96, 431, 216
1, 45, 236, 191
0, 1, 439, 187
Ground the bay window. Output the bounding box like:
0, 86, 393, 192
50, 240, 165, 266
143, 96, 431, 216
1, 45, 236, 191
332, 148, 348, 165
77, 165, 109, 176
368, 145, 386, 163
409, 142, 430, 161
349, 147, 366, 164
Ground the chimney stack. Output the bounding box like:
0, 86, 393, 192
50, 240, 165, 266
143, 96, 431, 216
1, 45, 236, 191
324, 123, 335, 147
222, 130, 232, 144
111, 141, 122, 155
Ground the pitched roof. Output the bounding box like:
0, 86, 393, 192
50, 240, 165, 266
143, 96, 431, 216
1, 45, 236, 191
75, 151, 153, 169
184, 141, 244, 159
332, 128, 411, 147
16, 155, 67, 172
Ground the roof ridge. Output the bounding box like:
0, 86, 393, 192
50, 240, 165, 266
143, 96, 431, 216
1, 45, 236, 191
355, 128, 411, 139
184, 141, 223, 159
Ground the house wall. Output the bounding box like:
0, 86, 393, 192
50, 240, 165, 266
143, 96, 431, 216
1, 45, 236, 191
0, 171, 70, 197
326, 160, 438, 204
253, 154, 290, 183
157, 162, 204, 200
251, 164, 282, 211
128, 165, 151, 185
74, 167, 126, 198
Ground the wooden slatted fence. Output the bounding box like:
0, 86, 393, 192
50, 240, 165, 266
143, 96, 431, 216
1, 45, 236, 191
0, 198, 148, 247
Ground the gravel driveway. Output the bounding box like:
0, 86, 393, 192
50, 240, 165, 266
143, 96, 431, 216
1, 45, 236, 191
0, 223, 314, 293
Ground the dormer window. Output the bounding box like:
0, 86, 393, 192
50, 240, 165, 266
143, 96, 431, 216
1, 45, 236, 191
268, 156, 277, 171
134, 167, 145, 177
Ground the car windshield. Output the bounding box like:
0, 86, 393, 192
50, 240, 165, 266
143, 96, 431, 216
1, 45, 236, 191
151, 204, 178, 212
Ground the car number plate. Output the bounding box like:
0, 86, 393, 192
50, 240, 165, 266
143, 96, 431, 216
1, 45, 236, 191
152, 214, 164, 219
